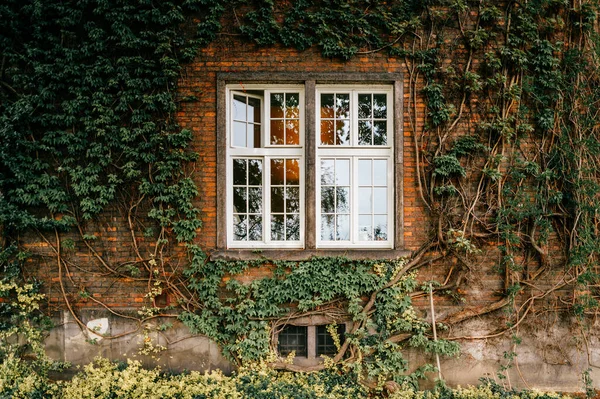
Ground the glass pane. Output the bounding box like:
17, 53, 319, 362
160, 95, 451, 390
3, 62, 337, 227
358, 160, 371, 185
248, 97, 261, 123
233, 159, 247, 185
248, 187, 262, 213
321, 160, 334, 185
358, 94, 371, 118
233, 215, 247, 241
286, 120, 300, 145
321, 215, 335, 241
335, 159, 350, 186
373, 121, 387, 146
336, 187, 350, 213
270, 120, 284, 145
374, 215, 387, 241
336, 215, 350, 240
248, 159, 262, 185
271, 187, 284, 213
271, 214, 285, 241
286, 214, 300, 240
286, 93, 300, 118
359, 215, 372, 241
335, 120, 350, 145
321, 94, 334, 118
248, 124, 261, 148
233, 187, 247, 213
374, 187, 387, 212
321, 187, 335, 213
336, 94, 350, 118
373, 94, 387, 119
232, 95, 246, 121
374, 160, 387, 186
286, 159, 300, 185
358, 120, 372, 146
320, 120, 334, 145
233, 121, 246, 147
248, 215, 262, 240
286, 187, 300, 213
270, 93, 284, 119
359, 187, 372, 214
271, 159, 284, 185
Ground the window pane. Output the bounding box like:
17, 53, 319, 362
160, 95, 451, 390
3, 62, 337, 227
286, 159, 300, 185
336, 215, 350, 240
270, 120, 284, 145
286, 187, 300, 213
373, 94, 387, 119
271, 214, 285, 241
270, 93, 284, 119
373, 121, 387, 146
248, 97, 261, 123
335, 159, 350, 186
321, 94, 334, 118
232, 95, 246, 121
286, 214, 300, 240
250, 123, 261, 148
233, 215, 247, 241
358, 94, 371, 119
374, 187, 387, 211
248, 187, 262, 213
286, 120, 300, 145
359, 187, 372, 214
374, 215, 387, 241
336, 187, 350, 213
321, 215, 335, 240
286, 93, 300, 118
358, 120, 372, 146
335, 120, 350, 145
233, 121, 247, 147
320, 120, 335, 145
233, 187, 247, 213
321, 187, 335, 213
248, 215, 262, 240
271, 187, 284, 213
248, 159, 262, 185
336, 94, 350, 118
374, 160, 387, 186
359, 215, 372, 241
271, 159, 284, 185
321, 160, 334, 185
233, 159, 247, 185
358, 159, 371, 185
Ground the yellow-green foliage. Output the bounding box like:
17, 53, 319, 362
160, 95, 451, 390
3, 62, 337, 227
2, 356, 575, 399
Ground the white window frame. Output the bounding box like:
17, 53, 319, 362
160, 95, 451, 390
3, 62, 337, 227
316, 85, 394, 249
226, 85, 305, 249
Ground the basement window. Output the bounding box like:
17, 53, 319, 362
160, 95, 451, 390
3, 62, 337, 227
277, 325, 308, 357
316, 324, 346, 356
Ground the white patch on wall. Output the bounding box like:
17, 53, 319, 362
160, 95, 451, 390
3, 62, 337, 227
87, 318, 109, 342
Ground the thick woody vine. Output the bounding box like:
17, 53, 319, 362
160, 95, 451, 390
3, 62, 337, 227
1, 0, 600, 390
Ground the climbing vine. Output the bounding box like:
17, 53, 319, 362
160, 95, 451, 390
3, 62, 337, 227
2, 0, 600, 391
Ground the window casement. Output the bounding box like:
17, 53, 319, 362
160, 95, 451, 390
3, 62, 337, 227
227, 86, 305, 249
220, 74, 403, 254
316, 86, 394, 248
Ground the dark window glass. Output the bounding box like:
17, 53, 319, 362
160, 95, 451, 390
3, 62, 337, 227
278, 325, 307, 357
316, 324, 346, 356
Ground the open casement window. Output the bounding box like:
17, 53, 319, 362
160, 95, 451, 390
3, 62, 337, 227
227, 86, 305, 249
316, 86, 394, 249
